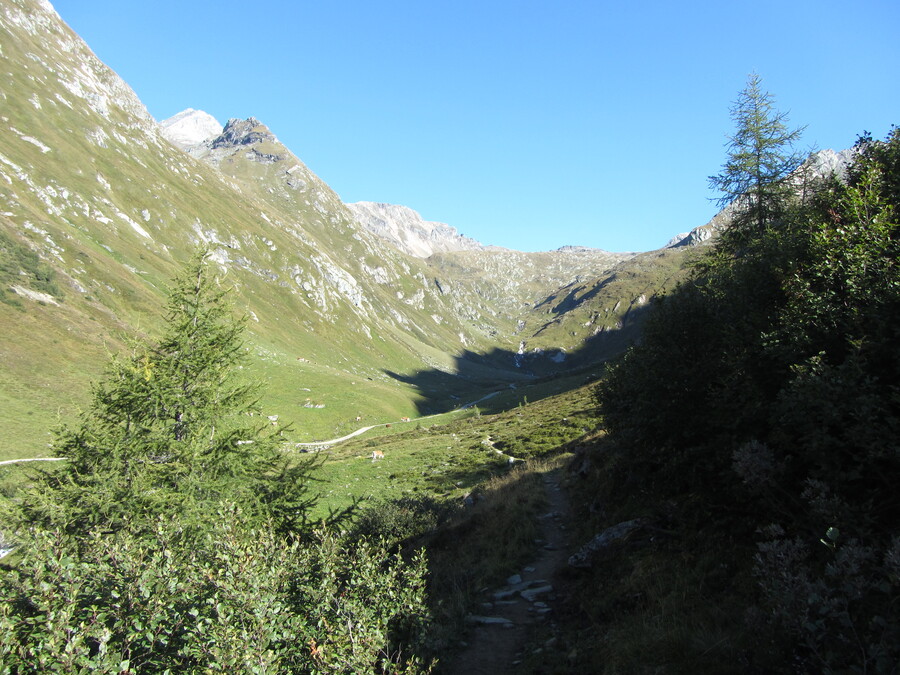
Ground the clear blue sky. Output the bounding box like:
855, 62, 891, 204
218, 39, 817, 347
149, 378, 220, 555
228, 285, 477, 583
51, 0, 899, 253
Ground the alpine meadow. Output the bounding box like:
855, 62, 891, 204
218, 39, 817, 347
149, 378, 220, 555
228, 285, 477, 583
0, 1, 897, 672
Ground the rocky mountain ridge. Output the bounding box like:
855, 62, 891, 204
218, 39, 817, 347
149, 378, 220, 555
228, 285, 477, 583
154, 107, 653, 358
345, 201, 484, 259
160, 110, 492, 261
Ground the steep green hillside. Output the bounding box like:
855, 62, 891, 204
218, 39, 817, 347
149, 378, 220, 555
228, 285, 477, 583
0, 0, 701, 458
0, 0, 475, 456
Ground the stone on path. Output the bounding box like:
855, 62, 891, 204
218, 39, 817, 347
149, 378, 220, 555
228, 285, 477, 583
520, 584, 553, 602
465, 615, 514, 627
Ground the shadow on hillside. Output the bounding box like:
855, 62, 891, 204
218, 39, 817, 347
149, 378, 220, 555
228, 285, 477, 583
533, 273, 618, 316
384, 303, 653, 417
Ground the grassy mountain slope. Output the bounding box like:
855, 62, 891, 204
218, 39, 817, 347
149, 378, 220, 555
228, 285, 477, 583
0, 0, 702, 458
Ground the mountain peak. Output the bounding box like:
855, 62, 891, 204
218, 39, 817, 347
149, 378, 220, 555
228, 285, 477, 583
159, 109, 222, 149
346, 202, 483, 258
211, 117, 277, 149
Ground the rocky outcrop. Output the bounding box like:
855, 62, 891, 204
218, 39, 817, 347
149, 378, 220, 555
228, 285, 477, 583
668, 223, 717, 248
210, 117, 277, 149
568, 518, 647, 568
346, 201, 484, 259
805, 147, 857, 181
160, 114, 283, 162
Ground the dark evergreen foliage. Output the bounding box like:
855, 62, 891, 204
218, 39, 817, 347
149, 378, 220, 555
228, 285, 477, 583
598, 126, 900, 671
709, 72, 807, 246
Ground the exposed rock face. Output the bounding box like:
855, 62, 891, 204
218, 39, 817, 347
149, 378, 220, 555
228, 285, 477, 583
159, 114, 282, 162
210, 117, 277, 149
159, 109, 222, 150
347, 201, 484, 258
668, 223, 717, 248
806, 147, 857, 181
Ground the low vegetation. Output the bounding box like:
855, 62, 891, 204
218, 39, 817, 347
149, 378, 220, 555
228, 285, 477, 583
0, 252, 435, 672
0, 230, 63, 308
309, 387, 596, 519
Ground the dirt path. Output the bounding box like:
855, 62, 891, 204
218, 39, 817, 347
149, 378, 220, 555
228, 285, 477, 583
295, 391, 503, 449
0, 457, 66, 466
443, 468, 571, 674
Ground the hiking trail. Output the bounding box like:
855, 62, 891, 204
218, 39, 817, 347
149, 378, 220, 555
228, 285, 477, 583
443, 466, 572, 674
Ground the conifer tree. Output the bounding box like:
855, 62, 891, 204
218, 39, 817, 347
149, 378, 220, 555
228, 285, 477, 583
709, 72, 806, 246
21, 249, 314, 536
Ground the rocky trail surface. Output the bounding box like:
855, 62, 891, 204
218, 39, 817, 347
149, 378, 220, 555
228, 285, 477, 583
444, 468, 573, 674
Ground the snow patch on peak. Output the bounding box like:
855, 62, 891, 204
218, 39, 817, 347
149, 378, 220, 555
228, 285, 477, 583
159, 109, 223, 149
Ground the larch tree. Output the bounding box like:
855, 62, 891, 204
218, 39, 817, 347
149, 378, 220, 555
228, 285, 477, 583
18, 248, 315, 537
709, 72, 807, 248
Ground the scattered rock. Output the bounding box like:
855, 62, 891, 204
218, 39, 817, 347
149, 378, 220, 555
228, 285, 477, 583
347, 201, 484, 259
465, 615, 514, 627
568, 518, 648, 569
11, 285, 59, 305
520, 584, 553, 602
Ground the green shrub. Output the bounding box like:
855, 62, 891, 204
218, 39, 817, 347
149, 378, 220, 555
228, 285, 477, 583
352, 496, 458, 549
0, 230, 63, 304
0, 506, 434, 673
594, 128, 900, 670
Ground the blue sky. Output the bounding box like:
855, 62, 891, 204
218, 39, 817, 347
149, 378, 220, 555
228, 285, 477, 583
51, 0, 899, 253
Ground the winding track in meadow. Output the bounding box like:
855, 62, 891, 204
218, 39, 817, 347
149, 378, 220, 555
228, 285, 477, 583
0, 392, 505, 462
294, 391, 502, 449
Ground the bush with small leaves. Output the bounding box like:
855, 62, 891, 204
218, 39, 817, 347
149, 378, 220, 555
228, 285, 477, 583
0, 506, 434, 673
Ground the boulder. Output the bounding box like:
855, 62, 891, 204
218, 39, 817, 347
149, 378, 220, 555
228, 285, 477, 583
568, 518, 647, 569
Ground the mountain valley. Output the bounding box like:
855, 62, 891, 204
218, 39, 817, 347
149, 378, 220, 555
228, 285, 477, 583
3, 2, 897, 673
0, 0, 709, 458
